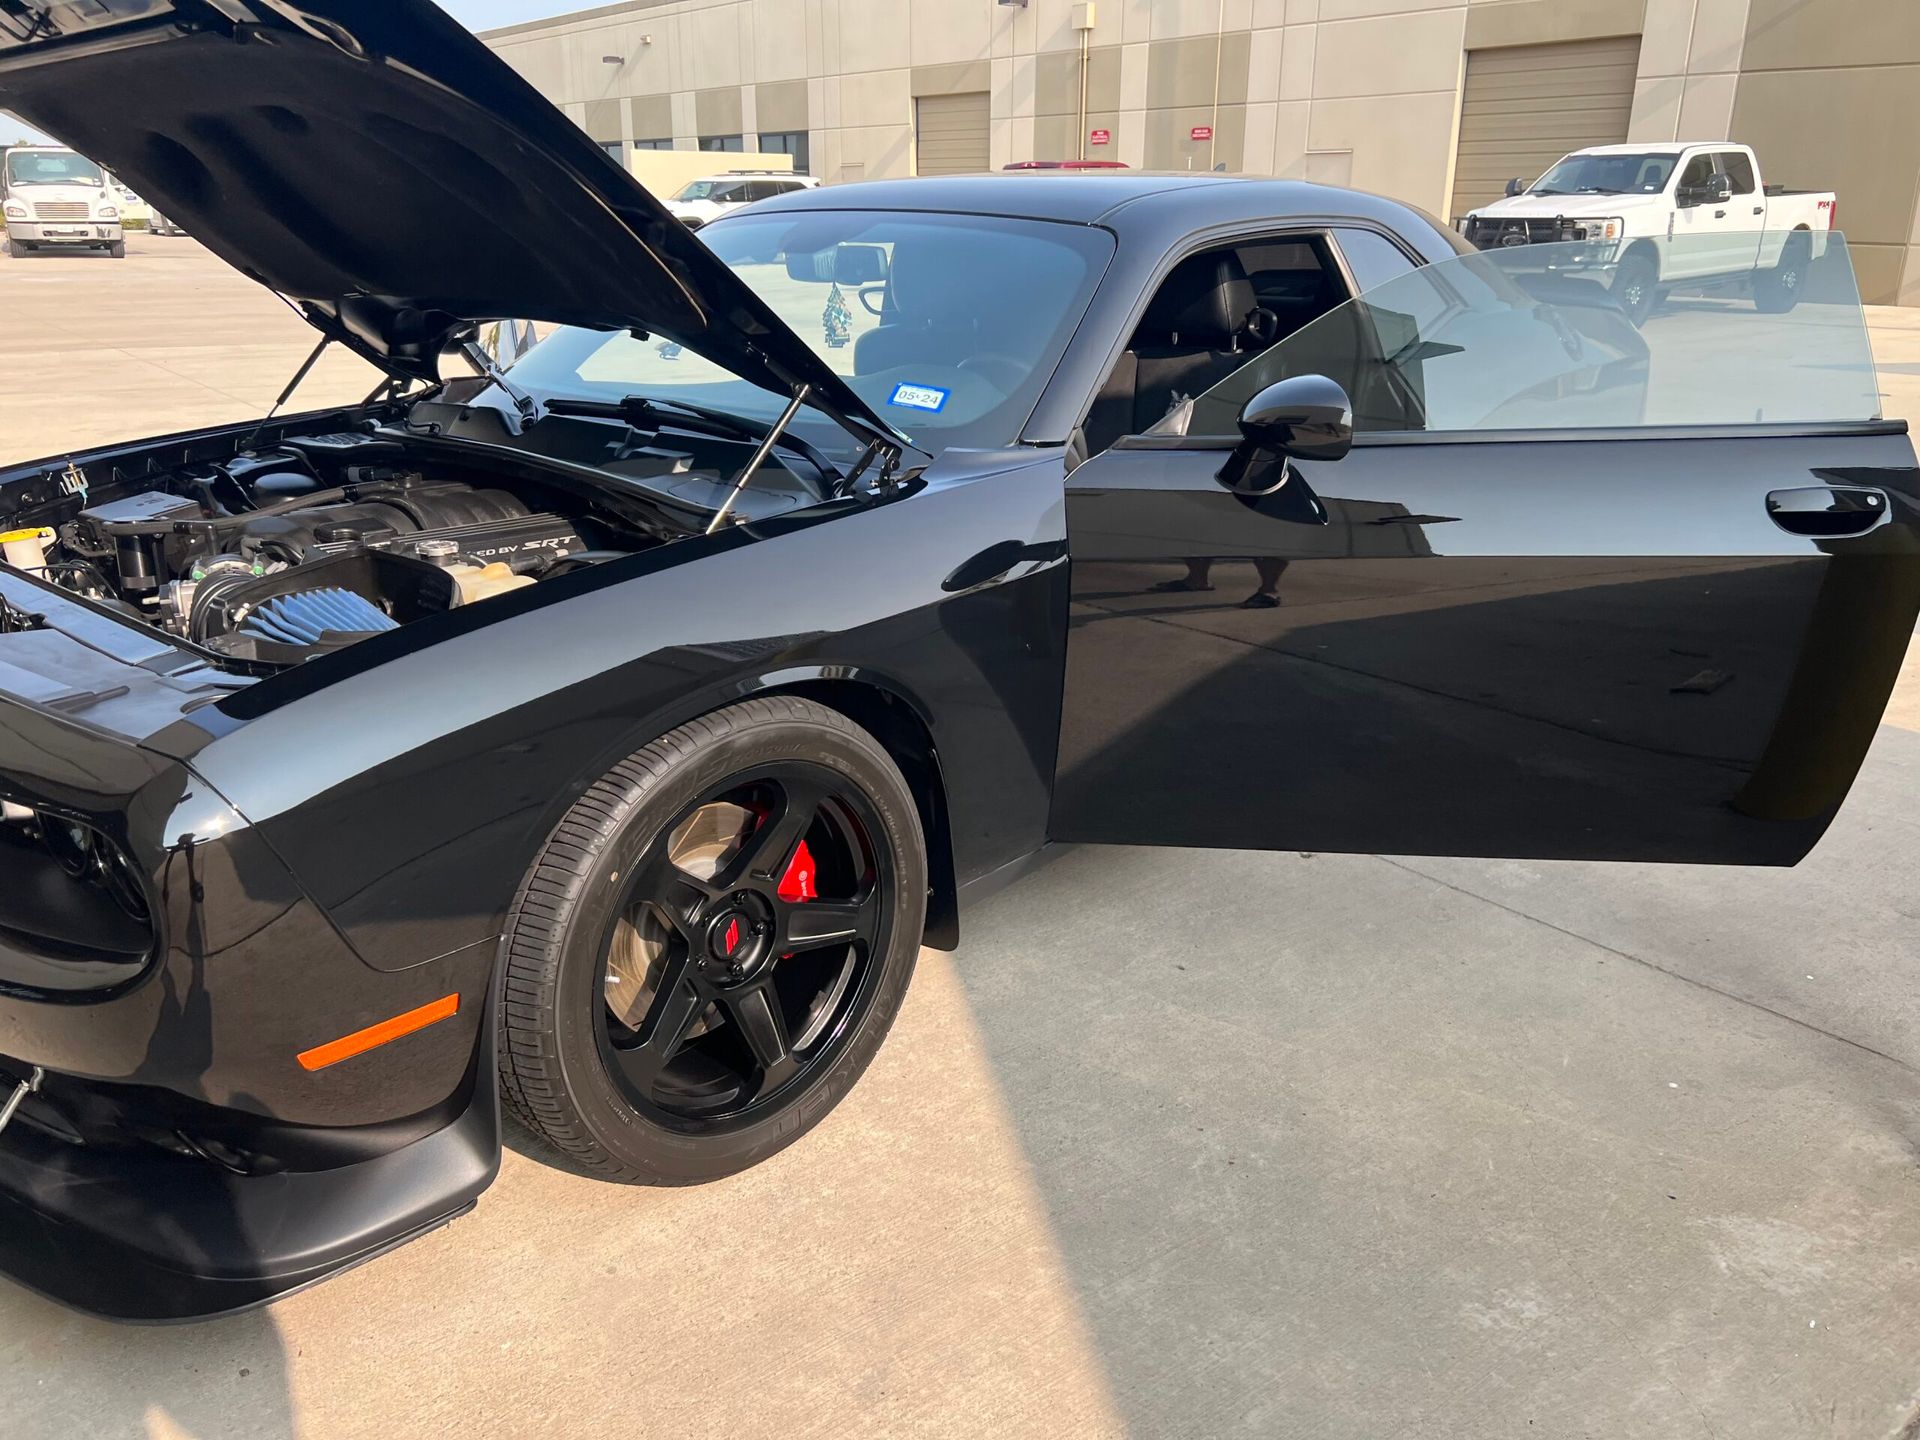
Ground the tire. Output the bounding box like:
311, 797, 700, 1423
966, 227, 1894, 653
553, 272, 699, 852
499, 695, 926, 1184
1611, 251, 1658, 327
1754, 233, 1810, 314
4, 238, 26, 258
109, 240, 127, 259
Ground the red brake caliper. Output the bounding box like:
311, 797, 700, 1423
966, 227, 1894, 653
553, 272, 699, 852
777, 839, 818, 903
773, 840, 817, 962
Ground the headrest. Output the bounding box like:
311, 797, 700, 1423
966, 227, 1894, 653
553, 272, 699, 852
1138, 251, 1257, 347
884, 241, 973, 324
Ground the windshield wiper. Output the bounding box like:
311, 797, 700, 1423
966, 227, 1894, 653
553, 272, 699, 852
543, 393, 842, 491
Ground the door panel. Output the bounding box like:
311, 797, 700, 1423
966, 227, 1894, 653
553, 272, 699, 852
1670, 153, 1747, 280
1716, 151, 1765, 273
1052, 431, 1920, 863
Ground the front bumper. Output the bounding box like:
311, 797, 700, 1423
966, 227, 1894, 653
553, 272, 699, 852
1470, 238, 1622, 268
0, 696, 502, 1320
0, 1051, 498, 1322
6, 221, 122, 245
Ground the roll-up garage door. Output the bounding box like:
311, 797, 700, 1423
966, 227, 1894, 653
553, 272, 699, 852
1450, 35, 1641, 220
915, 92, 990, 176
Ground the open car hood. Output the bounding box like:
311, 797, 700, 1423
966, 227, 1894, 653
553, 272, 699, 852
0, 0, 899, 446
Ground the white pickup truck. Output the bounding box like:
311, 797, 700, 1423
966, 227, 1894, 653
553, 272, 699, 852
1457, 142, 1835, 324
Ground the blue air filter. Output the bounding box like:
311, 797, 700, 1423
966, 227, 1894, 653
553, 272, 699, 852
238, 588, 398, 647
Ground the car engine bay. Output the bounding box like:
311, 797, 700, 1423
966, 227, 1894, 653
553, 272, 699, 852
0, 410, 819, 670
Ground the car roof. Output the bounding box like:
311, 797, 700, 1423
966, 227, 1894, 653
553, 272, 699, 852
748, 171, 1439, 231
1573, 143, 1723, 156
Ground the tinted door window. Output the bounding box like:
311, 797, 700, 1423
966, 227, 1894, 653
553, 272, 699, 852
1333, 229, 1419, 295
1171, 235, 1878, 436
1677, 154, 1716, 192
1719, 152, 1757, 194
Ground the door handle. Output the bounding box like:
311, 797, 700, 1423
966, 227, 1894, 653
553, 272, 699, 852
1752, 205, 1764, 215
1715, 209, 1727, 218
1765, 486, 1890, 538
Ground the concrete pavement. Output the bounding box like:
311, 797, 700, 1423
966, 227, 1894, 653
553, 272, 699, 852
0, 238, 1916, 1439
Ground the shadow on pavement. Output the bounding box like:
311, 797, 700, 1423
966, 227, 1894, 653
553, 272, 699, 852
0, 1282, 294, 1440
947, 720, 1920, 1438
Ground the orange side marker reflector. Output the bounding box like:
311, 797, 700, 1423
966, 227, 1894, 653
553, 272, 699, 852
297, 993, 460, 1072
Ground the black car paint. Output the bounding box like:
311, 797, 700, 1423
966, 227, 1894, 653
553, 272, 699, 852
1054, 426, 1920, 861
0, 67, 1912, 1328
0, 417, 1075, 1318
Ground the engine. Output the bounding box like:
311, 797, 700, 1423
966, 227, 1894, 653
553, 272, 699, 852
24, 431, 647, 666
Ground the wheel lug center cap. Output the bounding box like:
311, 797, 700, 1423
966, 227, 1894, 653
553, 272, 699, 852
703, 897, 769, 978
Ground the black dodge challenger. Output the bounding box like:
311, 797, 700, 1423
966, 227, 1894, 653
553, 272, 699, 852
0, 1, 1914, 1320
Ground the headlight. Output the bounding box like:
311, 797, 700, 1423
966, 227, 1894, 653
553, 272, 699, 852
1574, 217, 1624, 243
2, 202, 23, 219
97, 205, 118, 220
0, 802, 158, 997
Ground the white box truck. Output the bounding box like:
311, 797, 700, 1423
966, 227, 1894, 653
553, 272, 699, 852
1, 144, 126, 258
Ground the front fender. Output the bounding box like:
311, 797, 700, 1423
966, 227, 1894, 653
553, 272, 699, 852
178, 453, 1069, 976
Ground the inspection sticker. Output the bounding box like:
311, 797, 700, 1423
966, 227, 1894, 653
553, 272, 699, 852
887, 382, 950, 413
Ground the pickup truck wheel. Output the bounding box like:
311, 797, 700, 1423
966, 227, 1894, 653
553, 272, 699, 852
1754, 236, 1810, 314
1611, 253, 1658, 327
498, 696, 926, 1184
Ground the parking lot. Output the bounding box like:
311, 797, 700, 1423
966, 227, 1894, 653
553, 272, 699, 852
1, 236, 1918, 1439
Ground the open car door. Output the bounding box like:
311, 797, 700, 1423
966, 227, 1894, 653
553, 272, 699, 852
1053, 234, 1919, 863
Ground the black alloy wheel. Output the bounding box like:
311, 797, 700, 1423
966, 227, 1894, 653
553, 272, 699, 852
500, 697, 925, 1184
596, 765, 887, 1127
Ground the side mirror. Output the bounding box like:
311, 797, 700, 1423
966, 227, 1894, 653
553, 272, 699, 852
1708, 172, 1734, 203
1216, 375, 1353, 494
1504, 177, 1525, 198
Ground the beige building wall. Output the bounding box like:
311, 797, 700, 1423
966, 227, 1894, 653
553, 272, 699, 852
1727, 0, 1920, 306
482, 0, 1920, 304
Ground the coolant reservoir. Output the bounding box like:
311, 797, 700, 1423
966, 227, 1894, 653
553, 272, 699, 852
0, 527, 53, 573
444, 561, 536, 606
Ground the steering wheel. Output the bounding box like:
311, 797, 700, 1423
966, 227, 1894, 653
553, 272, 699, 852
957, 352, 1025, 394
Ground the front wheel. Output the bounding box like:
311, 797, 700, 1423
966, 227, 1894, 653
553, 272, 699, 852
108, 240, 127, 259
1611, 251, 1658, 327
3, 238, 27, 258
499, 696, 926, 1184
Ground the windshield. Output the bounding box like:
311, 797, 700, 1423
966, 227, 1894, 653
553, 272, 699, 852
1175, 232, 1878, 437
674, 180, 724, 201
3, 150, 103, 188
1530, 152, 1677, 196
503, 210, 1116, 455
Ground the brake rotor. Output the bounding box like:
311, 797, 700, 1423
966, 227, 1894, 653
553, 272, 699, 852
602, 800, 755, 1033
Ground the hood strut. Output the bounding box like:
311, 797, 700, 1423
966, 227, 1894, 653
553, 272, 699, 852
240, 334, 332, 451
706, 386, 809, 535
